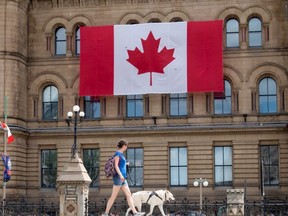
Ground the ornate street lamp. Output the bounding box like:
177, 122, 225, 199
65, 105, 85, 158
193, 178, 208, 213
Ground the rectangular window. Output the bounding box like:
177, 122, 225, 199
126, 148, 143, 187
83, 149, 100, 187
260, 145, 279, 186
214, 146, 232, 186
126, 95, 143, 117
169, 93, 187, 116
170, 147, 187, 186
84, 96, 100, 119
41, 149, 57, 188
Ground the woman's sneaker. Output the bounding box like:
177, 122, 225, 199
133, 212, 145, 216
102, 213, 109, 216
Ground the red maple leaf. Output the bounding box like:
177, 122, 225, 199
127, 31, 175, 86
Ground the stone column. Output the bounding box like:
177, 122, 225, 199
226, 189, 244, 216
57, 153, 92, 216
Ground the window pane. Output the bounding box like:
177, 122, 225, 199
259, 79, 268, 95
56, 42, 66, 55
43, 88, 50, 102
214, 100, 222, 115
41, 150, 57, 188
223, 98, 232, 114
249, 32, 262, 47
83, 149, 100, 187
215, 166, 223, 185
179, 99, 187, 115
259, 78, 277, 114
76, 28, 80, 55
170, 167, 179, 185
214, 146, 232, 186
170, 147, 187, 186
56, 28, 66, 40
126, 95, 143, 117
126, 148, 143, 187
226, 19, 239, 48
214, 80, 231, 114
84, 96, 101, 119
259, 96, 268, 113
270, 166, 279, 185
227, 19, 239, 32
224, 147, 232, 165
170, 94, 187, 116
170, 148, 178, 166
135, 100, 143, 116
179, 167, 187, 185
249, 18, 261, 31
179, 148, 187, 166
261, 145, 279, 186
268, 96, 277, 113
50, 86, 58, 102
227, 34, 239, 48
215, 147, 223, 165
268, 78, 276, 94
170, 100, 178, 116
55, 27, 66, 55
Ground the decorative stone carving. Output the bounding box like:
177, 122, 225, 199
226, 189, 244, 216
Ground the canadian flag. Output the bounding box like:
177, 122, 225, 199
0, 122, 14, 144
79, 20, 223, 96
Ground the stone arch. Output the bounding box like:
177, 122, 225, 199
165, 11, 191, 22
245, 63, 288, 87
223, 64, 244, 87
243, 6, 272, 23
143, 12, 166, 23
119, 13, 144, 24
28, 71, 69, 94
66, 15, 94, 32
43, 17, 69, 34
71, 74, 79, 89
217, 6, 246, 24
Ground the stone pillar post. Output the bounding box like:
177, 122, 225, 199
57, 153, 92, 216
226, 189, 244, 216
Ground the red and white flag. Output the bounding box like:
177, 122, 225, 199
0, 122, 14, 144
79, 20, 223, 96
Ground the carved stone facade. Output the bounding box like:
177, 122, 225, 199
0, 0, 287, 204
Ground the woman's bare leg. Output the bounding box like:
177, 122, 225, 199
122, 185, 138, 214
105, 185, 121, 214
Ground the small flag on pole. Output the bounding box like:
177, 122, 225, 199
2, 154, 12, 182
0, 122, 14, 144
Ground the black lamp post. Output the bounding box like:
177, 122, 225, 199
66, 105, 85, 158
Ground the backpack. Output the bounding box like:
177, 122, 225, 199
104, 156, 116, 178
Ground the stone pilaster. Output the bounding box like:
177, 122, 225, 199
57, 153, 92, 216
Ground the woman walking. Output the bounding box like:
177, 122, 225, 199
102, 139, 144, 216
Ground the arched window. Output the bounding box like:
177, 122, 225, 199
226, 18, 239, 48
42, 85, 58, 120
55, 27, 66, 55
84, 96, 100, 118
127, 19, 139, 25
214, 80, 232, 114
75, 27, 80, 55
148, 18, 161, 23
248, 17, 262, 47
259, 77, 277, 113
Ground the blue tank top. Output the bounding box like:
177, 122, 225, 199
114, 151, 127, 178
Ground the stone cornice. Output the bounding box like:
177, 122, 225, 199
17, 122, 287, 139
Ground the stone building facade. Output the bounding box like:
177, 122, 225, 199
0, 0, 287, 204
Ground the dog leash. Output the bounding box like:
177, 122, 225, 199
146, 191, 163, 203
